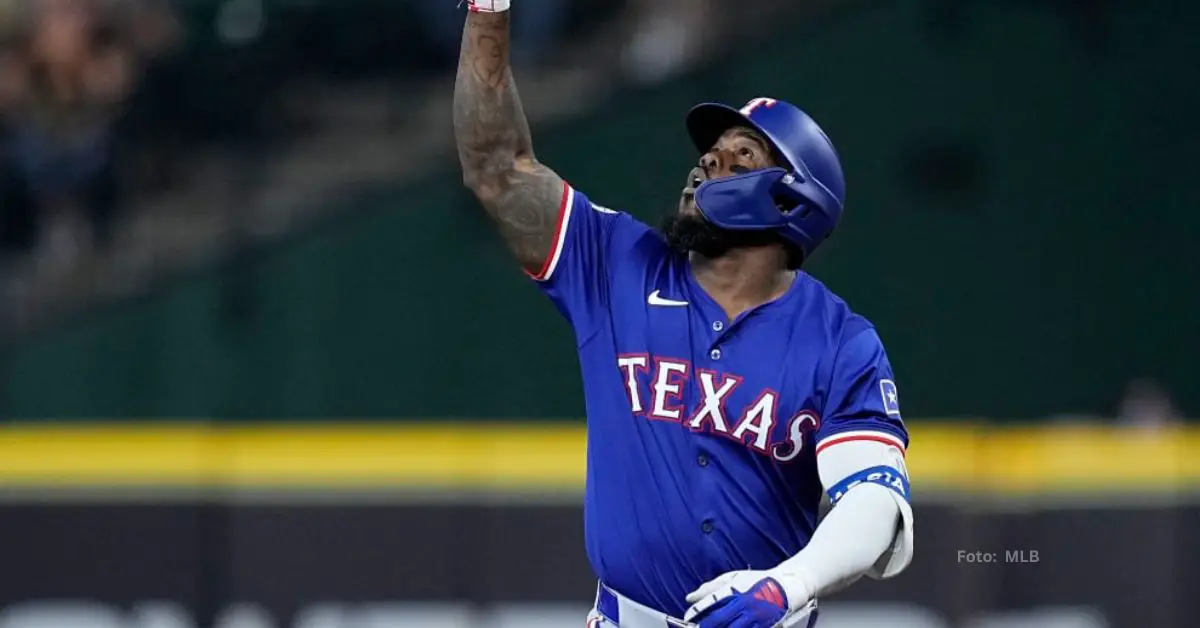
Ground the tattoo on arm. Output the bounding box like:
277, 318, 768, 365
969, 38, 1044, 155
453, 10, 565, 271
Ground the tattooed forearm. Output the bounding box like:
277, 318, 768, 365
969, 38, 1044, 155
454, 10, 564, 271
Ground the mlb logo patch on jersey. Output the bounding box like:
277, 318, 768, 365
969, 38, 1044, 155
880, 379, 901, 416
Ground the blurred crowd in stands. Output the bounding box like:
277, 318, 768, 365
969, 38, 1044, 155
0, 0, 746, 281
0, 0, 177, 268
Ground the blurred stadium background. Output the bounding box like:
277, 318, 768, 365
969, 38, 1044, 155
0, 0, 1197, 626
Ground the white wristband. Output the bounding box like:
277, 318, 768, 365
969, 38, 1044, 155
468, 0, 510, 12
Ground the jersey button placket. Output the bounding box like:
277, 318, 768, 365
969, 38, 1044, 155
698, 311, 724, 542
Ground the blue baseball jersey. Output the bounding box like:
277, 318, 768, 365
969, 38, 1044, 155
529, 184, 908, 618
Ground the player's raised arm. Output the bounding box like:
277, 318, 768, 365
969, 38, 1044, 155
453, 1, 566, 273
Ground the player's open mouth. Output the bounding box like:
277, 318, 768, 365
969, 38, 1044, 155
681, 189, 697, 212
682, 169, 705, 203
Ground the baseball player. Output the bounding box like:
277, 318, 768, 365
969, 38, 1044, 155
452, 3, 914, 627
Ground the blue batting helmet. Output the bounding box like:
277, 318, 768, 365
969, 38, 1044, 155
686, 97, 846, 259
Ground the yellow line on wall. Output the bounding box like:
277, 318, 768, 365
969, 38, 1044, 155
0, 424, 586, 491
0, 422, 1197, 494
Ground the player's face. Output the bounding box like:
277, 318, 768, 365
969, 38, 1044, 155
662, 127, 780, 259
679, 127, 776, 217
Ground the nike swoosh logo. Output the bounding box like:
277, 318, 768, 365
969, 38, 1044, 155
648, 290, 689, 307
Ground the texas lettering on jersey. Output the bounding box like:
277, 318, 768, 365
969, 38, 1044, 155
616, 354, 821, 462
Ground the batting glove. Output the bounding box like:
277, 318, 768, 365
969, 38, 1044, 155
683, 570, 793, 628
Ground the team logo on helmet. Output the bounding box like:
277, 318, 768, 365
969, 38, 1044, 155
739, 98, 778, 116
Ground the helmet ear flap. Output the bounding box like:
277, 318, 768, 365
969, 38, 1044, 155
771, 171, 810, 214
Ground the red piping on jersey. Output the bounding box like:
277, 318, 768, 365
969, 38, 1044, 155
815, 433, 907, 456
525, 182, 572, 281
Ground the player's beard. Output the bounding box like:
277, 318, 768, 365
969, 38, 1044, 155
660, 213, 778, 259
